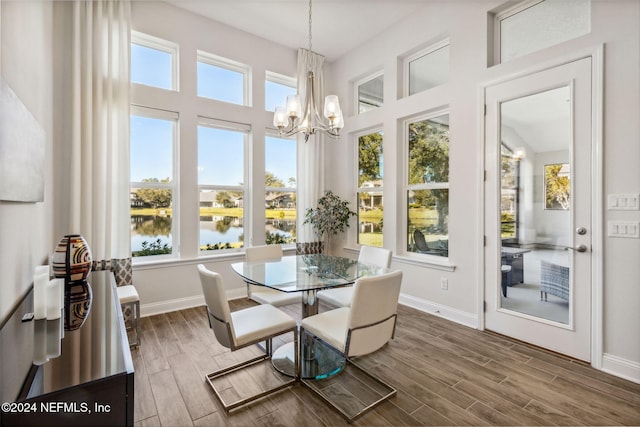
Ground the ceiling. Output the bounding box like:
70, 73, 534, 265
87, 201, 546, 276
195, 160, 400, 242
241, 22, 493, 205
163, 0, 428, 61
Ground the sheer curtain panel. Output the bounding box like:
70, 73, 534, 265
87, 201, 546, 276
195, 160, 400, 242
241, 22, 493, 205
68, 0, 132, 285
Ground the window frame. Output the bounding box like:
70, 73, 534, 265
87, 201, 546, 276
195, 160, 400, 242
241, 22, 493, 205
130, 105, 180, 260
197, 50, 252, 106
403, 108, 451, 259
131, 31, 179, 91
197, 117, 251, 254
403, 38, 450, 98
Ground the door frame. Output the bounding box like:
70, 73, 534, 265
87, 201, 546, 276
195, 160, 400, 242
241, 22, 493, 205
476, 45, 604, 368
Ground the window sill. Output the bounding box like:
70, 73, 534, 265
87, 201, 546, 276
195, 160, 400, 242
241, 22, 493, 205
132, 245, 298, 271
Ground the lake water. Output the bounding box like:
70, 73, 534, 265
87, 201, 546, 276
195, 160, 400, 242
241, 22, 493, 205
131, 215, 296, 253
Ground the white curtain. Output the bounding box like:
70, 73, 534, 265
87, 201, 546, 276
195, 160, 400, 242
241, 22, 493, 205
296, 48, 326, 244
68, 0, 132, 285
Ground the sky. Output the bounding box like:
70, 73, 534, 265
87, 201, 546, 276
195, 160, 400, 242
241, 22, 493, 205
130, 42, 297, 187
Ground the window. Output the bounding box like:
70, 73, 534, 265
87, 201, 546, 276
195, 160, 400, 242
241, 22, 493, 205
198, 119, 248, 251
494, 0, 590, 64
130, 107, 178, 257
406, 113, 449, 257
501, 144, 520, 241
407, 40, 450, 96
544, 163, 570, 210
357, 131, 384, 247
265, 134, 297, 245
357, 73, 384, 113
197, 51, 250, 106
265, 71, 296, 112
131, 32, 178, 91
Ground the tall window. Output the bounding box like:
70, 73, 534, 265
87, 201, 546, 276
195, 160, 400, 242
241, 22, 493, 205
407, 40, 450, 96
198, 120, 248, 251
407, 113, 450, 257
357, 131, 384, 247
131, 31, 177, 91
265, 134, 297, 245
130, 108, 177, 257
265, 71, 296, 112
197, 51, 250, 106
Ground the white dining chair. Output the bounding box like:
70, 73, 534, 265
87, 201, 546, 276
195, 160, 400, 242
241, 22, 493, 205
300, 269, 403, 422
316, 245, 392, 308
245, 244, 300, 306
197, 264, 298, 413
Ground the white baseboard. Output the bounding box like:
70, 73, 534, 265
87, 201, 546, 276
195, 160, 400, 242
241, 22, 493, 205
602, 353, 640, 384
140, 288, 246, 318
399, 293, 478, 329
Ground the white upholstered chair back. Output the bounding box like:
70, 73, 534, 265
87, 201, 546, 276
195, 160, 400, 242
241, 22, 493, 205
197, 264, 234, 348
245, 244, 283, 262
357, 245, 392, 268
347, 270, 402, 357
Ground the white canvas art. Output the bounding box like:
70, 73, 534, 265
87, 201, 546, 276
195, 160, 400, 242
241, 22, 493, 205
0, 78, 45, 202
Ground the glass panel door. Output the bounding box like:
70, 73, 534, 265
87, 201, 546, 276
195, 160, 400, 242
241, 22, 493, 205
484, 58, 592, 362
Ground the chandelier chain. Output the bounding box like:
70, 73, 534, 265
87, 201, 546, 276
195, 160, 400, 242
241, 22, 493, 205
308, 0, 313, 53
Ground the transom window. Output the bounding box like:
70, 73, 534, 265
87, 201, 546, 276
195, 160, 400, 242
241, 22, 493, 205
265, 71, 296, 113
357, 73, 384, 113
357, 130, 384, 247
406, 40, 450, 96
131, 31, 178, 91
493, 0, 591, 64
406, 112, 450, 257
197, 51, 251, 106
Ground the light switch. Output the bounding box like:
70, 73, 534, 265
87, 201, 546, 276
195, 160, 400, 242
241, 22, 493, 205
608, 221, 640, 238
608, 193, 640, 210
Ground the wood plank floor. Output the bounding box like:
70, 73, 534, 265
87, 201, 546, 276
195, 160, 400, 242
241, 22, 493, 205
132, 300, 640, 426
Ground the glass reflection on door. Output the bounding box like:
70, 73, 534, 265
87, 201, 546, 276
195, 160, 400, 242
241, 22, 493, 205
499, 86, 571, 324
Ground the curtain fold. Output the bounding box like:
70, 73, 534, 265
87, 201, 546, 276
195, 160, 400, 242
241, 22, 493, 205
69, 0, 132, 285
296, 48, 326, 244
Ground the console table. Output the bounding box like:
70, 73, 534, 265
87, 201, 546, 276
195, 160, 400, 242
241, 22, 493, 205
0, 271, 134, 426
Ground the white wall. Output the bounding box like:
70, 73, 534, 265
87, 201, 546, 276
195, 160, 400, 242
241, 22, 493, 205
0, 1, 55, 323
327, 0, 640, 380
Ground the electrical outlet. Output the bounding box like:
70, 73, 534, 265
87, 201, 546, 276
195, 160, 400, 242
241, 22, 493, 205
441, 278, 448, 290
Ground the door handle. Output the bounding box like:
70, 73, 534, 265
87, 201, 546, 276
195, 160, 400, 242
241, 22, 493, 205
566, 244, 587, 252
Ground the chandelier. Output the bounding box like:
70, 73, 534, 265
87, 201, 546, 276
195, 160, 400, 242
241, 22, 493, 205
272, 0, 343, 142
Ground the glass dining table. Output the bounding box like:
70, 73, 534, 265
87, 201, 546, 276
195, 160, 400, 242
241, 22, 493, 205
231, 253, 389, 379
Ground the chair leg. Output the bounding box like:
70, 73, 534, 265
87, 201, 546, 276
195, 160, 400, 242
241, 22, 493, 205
205, 328, 298, 413
301, 357, 396, 423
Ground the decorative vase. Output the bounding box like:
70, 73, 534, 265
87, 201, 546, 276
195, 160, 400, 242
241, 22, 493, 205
64, 280, 93, 331
52, 234, 92, 282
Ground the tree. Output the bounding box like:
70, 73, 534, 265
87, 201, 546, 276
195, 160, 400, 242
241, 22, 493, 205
358, 132, 383, 186
265, 171, 285, 188
545, 164, 570, 209
216, 191, 234, 208
135, 178, 172, 208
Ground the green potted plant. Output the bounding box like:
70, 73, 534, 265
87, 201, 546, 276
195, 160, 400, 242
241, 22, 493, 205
303, 190, 357, 252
